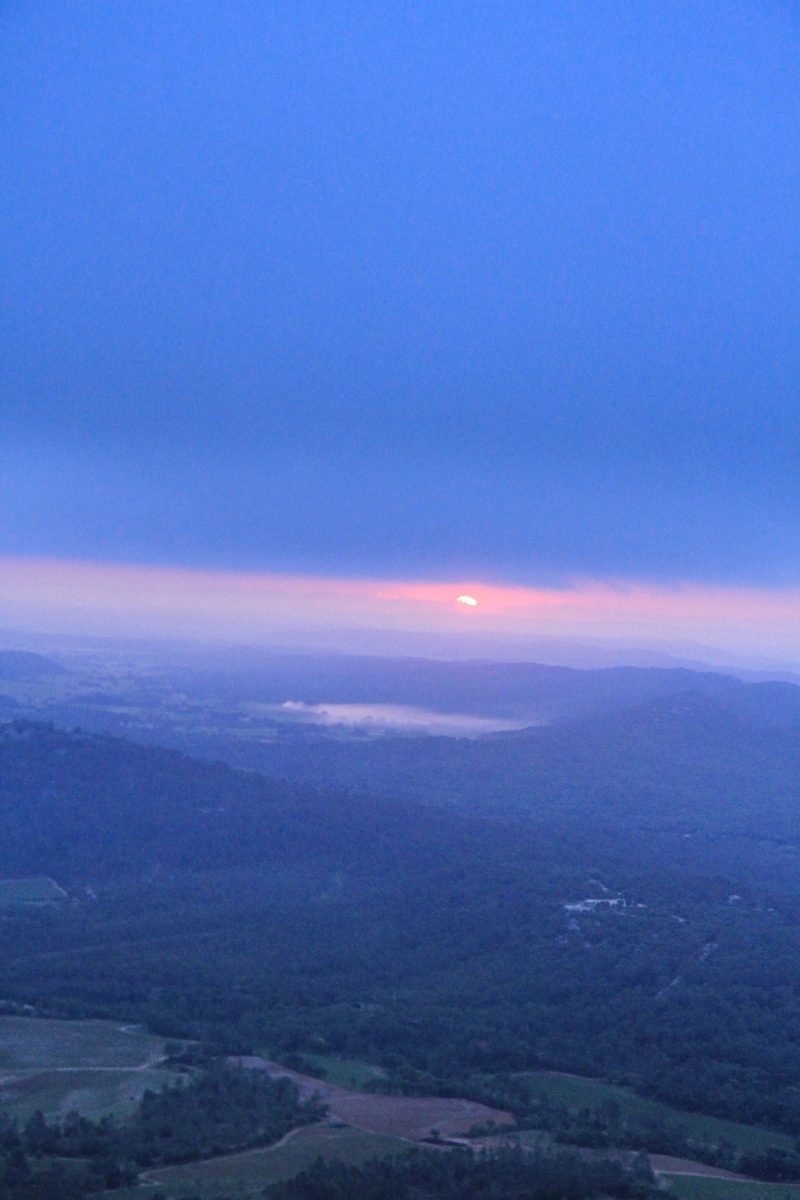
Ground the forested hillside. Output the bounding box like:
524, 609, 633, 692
0, 721, 471, 880
2, 718, 800, 1139
170, 692, 800, 892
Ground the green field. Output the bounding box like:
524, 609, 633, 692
0, 1065, 182, 1122
143, 1124, 415, 1197
515, 1072, 795, 1155
666, 1175, 800, 1200
0, 1014, 175, 1120
0, 1014, 164, 1070
299, 1052, 387, 1089
0, 875, 67, 907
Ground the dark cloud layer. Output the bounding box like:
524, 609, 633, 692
3, 2, 799, 584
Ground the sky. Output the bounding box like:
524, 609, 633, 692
2, 2, 800, 651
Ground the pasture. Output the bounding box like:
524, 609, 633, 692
0, 1014, 163, 1070
0, 1065, 182, 1122
144, 1123, 415, 1197
299, 1052, 387, 1089
0, 1014, 174, 1120
516, 1072, 796, 1155
666, 1176, 800, 1200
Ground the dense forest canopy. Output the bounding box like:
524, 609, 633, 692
3, 714, 800, 1143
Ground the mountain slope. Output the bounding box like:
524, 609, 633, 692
0, 720, 488, 881
193, 690, 800, 848
3, 719, 800, 1135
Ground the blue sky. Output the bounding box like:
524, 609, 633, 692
3, 1, 800, 587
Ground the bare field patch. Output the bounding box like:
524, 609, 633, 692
231, 1056, 514, 1140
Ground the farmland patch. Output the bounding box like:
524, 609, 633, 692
0, 1015, 172, 1120
145, 1124, 415, 1197
666, 1176, 800, 1200
515, 1071, 795, 1155
0, 1014, 163, 1070
299, 1052, 387, 1089
232, 1056, 514, 1139
0, 1065, 181, 1121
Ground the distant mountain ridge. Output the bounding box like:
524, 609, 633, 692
167, 646, 800, 727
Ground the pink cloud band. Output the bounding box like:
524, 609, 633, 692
1, 555, 798, 662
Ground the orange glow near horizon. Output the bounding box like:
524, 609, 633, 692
1, 555, 799, 661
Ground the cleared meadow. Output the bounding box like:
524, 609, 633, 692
666, 1176, 800, 1200
516, 1071, 795, 1155
0, 1014, 174, 1120
144, 1124, 415, 1197
0, 1014, 163, 1070
299, 1051, 387, 1089
0, 1064, 182, 1122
